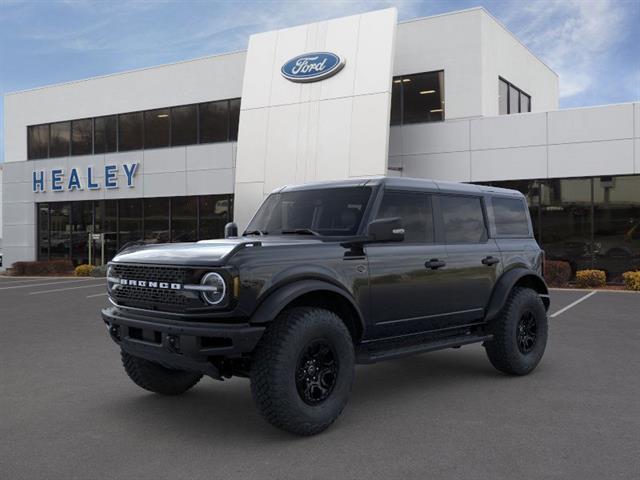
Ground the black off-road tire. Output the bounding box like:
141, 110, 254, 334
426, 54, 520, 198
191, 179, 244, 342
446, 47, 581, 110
250, 307, 355, 436
485, 287, 548, 375
121, 350, 202, 395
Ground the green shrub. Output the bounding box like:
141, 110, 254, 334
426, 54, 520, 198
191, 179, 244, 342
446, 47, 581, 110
575, 269, 606, 288
544, 260, 571, 287
75, 264, 95, 277
622, 271, 640, 291
11, 260, 74, 276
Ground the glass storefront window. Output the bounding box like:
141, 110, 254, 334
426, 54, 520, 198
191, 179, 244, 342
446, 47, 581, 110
144, 198, 170, 244
71, 119, 93, 156
592, 176, 640, 281
28, 125, 49, 159
144, 108, 170, 149
118, 112, 143, 151
49, 203, 70, 259
71, 201, 93, 265
390, 71, 445, 125
119, 199, 143, 248
94, 115, 117, 154
199, 195, 231, 240
171, 104, 198, 146
37, 195, 231, 265
171, 197, 198, 242
38, 204, 50, 260
199, 100, 229, 143
49, 121, 71, 157
228, 98, 241, 141
478, 175, 640, 282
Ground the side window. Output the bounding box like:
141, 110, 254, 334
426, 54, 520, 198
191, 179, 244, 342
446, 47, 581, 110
440, 195, 487, 243
493, 197, 530, 236
376, 191, 434, 243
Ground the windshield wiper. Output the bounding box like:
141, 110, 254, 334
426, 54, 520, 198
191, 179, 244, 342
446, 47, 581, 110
244, 229, 267, 236
281, 228, 321, 236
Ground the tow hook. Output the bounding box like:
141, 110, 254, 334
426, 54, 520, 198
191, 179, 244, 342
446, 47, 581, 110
108, 324, 121, 342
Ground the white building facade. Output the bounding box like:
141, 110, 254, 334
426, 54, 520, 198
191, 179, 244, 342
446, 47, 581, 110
2, 7, 639, 279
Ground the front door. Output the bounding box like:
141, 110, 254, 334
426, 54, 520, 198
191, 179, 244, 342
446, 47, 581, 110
366, 190, 450, 338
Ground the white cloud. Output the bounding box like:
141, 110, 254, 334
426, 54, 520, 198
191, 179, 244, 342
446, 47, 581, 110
503, 0, 630, 99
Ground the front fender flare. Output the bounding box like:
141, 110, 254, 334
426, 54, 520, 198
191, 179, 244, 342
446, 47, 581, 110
249, 279, 364, 329
485, 268, 549, 322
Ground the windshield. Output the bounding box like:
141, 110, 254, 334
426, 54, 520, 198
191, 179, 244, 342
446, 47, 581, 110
245, 187, 372, 237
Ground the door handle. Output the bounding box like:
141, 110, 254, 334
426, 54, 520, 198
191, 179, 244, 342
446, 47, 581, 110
425, 259, 446, 270
482, 256, 500, 266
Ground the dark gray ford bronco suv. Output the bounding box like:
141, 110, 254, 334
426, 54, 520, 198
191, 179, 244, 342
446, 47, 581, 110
102, 177, 550, 435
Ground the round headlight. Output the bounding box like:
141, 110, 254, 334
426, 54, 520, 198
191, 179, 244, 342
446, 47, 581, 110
201, 272, 226, 305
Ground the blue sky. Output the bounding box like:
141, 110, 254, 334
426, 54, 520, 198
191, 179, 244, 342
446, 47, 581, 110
1, 0, 639, 162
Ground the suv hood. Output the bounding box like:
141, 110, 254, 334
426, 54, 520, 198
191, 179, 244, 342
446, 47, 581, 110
112, 237, 324, 266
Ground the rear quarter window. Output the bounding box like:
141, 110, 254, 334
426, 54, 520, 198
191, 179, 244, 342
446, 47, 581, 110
440, 195, 488, 243
492, 197, 530, 236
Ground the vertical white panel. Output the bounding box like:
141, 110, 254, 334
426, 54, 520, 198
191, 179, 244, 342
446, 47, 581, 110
240, 31, 278, 110
349, 93, 391, 177
234, 8, 397, 228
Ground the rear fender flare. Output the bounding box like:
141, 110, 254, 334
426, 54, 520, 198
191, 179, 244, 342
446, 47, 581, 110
485, 268, 549, 322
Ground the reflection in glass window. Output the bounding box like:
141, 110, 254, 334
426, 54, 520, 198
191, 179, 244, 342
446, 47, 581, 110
119, 199, 143, 247
521, 94, 531, 113
493, 197, 529, 236
509, 86, 520, 114
376, 191, 434, 243
499, 79, 509, 115
144, 198, 170, 243
199, 100, 229, 143
49, 121, 71, 157
171, 105, 197, 146
172, 197, 198, 242
94, 115, 117, 154
118, 112, 143, 151
441, 195, 487, 244
71, 119, 93, 156
390, 71, 444, 125
28, 125, 49, 159
229, 98, 241, 141
38, 204, 50, 260
593, 176, 640, 281
144, 108, 170, 149
499, 77, 531, 115
49, 202, 70, 258
199, 195, 232, 240
71, 201, 93, 265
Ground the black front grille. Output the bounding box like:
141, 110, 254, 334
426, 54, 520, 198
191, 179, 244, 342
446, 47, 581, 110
111, 264, 188, 284
110, 264, 204, 312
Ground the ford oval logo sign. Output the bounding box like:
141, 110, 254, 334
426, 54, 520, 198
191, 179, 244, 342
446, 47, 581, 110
281, 52, 345, 83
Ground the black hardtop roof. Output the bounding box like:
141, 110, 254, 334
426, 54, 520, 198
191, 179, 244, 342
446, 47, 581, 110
276, 176, 523, 198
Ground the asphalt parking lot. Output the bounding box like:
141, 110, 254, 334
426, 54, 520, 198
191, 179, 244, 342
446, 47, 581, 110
1, 276, 639, 480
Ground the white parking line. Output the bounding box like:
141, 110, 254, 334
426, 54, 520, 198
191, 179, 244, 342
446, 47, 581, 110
28, 283, 106, 295
550, 291, 598, 318
86, 292, 108, 298
0, 278, 102, 290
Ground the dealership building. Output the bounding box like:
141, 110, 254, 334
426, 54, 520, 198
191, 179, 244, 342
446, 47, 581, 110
2, 7, 639, 279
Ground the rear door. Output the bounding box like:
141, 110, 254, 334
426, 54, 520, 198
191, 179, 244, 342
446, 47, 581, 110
436, 194, 502, 325
366, 190, 449, 338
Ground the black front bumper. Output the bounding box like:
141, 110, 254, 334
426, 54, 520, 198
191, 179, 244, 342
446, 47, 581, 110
102, 306, 265, 378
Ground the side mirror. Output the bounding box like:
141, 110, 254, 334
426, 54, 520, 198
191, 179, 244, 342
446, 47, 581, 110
366, 217, 405, 243
224, 222, 238, 238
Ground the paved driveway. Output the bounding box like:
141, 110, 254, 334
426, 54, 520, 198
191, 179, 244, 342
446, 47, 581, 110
1, 277, 639, 479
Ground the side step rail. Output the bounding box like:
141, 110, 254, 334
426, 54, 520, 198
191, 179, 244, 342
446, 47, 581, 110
357, 334, 493, 364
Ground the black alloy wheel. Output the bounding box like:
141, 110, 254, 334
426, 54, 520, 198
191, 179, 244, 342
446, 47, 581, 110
295, 340, 338, 405
516, 311, 537, 354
